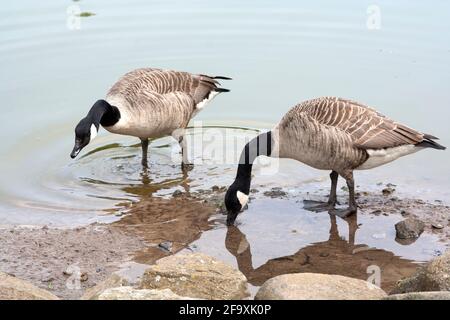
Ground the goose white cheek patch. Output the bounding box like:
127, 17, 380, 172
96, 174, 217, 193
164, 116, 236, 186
236, 191, 249, 208
90, 124, 98, 141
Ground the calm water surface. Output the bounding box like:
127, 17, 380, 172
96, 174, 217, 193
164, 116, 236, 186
1, 1, 449, 269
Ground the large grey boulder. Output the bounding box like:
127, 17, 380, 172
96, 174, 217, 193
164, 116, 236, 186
140, 253, 249, 300
0, 272, 59, 300
392, 250, 450, 293
395, 218, 425, 239
255, 273, 386, 300
384, 292, 450, 300
98, 286, 198, 300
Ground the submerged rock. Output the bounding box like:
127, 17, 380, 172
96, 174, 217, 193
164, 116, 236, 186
97, 286, 197, 300
395, 218, 425, 239
263, 187, 287, 198
392, 250, 450, 294
140, 253, 249, 300
254, 273, 386, 300
384, 292, 450, 300
0, 272, 59, 300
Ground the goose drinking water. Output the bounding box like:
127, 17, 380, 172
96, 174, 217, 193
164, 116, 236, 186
225, 97, 446, 225
71, 68, 230, 168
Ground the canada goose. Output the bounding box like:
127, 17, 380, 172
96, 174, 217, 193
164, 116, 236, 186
71, 68, 230, 168
225, 97, 446, 225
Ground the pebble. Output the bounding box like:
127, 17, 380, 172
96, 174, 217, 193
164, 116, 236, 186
400, 210, 410, 216
386, 183, 397, 188
382, 187, 395, 196
62, 269, 73, 276
432, 223, 444, 229
80, 272, 88, 282
172, 190, 183, 197
158, 241, 173, 253
263, 187, 287, 198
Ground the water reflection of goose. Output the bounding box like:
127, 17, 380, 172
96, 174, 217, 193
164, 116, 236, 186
120, 168, 190, 198
114, 193, 216, 264
225, 214, 418, 292
225, 97, 446, 224
70, 68, 230, 169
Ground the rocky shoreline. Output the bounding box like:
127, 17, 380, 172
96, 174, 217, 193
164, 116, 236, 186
2, 249, 450, 300
1, 182, 449, 300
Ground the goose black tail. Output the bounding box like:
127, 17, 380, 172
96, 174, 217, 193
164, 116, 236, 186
416, 137, 446, 150
214, 87, 230, 93
213, 76, 232, 80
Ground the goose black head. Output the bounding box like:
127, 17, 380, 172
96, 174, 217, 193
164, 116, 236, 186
224, 182, 249, 226
70, 118, 98, 159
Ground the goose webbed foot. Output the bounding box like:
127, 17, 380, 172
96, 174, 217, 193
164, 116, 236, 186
332, 170, 357, 218
303, 200, 336, 212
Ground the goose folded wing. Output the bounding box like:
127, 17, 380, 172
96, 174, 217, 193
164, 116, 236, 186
136, 69, 222, 105
337, 112, 424, 149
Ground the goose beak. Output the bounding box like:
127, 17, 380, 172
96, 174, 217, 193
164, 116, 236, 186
70, 142, 82, 159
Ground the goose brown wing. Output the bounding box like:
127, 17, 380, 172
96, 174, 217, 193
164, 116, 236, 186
297, 97, 424, 149
108, 68, 229, 107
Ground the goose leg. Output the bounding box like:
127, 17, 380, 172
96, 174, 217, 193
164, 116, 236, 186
179, 134, 193, 172
331, 171, 357, 218
328, 170, 338, 206
303, 170, 339, 212
140, 138, 149, 168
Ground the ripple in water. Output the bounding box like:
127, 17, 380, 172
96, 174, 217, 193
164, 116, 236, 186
0, 125, 261, 226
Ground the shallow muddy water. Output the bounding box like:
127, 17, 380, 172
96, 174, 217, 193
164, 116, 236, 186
1, 1, 450, 296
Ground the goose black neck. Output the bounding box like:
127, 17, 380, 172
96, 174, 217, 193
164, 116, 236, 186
234, 131, 273, 192
87, 99, 120, 128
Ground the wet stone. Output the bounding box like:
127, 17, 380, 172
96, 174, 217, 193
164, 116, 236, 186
172, 190, 183, 197
386, 183, 397, 188
80, 272, 89, 282
395, 218, 425, 239
263, 188, 287, 198
382, 187, 395, 196
400, 210, 410, 216
158, 241, 173, 253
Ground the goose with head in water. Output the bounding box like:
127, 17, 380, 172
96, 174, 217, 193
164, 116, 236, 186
71, 68, 230, 169
225, 97, 446, 225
